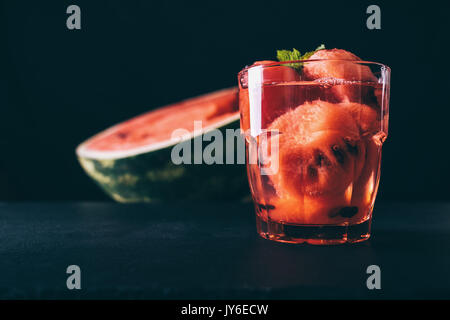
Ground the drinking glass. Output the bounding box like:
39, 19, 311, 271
238, 59, 390, 244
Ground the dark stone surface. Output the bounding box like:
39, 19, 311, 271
0, 201, 449, 299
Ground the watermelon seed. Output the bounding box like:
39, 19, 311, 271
314, 149, 331, 167
257, 203, 275, 210
339, 206, 358, 218
307, 165, 318, 181
331, 145, 346, 164
344, 138, 358, 155
328, 206, 359, 218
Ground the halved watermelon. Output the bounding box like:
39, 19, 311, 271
76, 87, 249, 202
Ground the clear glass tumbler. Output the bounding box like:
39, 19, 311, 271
238, 59, 390, 244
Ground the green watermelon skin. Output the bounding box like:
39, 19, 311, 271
78, 120, 250, 203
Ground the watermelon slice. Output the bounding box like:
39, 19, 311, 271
303, 49, 378, 104
76, 87, 249, 202
303, 49, 376, 81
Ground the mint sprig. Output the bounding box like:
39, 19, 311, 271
276, 48, 302, 64
301, 44, 325, 60
276, 44, 325, 71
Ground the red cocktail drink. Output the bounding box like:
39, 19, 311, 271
238, 49, 390, 244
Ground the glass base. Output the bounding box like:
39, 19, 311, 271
255, 215, 371, 245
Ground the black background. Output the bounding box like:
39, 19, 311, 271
1, 0, 449, 201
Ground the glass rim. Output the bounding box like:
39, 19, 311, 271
238, 59, 391, 76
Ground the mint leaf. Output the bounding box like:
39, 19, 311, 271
301, 44, 326, 60
276, 48, 303, 70
276, 44, 326, 71
276, 48, 302, 63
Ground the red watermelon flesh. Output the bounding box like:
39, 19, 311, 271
261, 100, 381, 224
80, 88, 239, 157
303, 49, 378, 105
